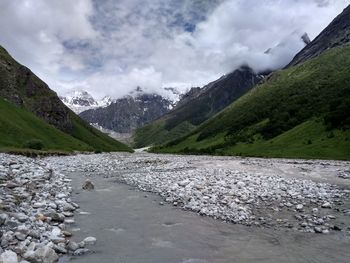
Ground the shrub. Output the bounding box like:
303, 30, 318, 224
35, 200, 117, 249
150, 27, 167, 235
23, 139, 44, 150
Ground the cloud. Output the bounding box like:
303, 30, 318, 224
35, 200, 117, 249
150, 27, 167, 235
0, 0, 348, 99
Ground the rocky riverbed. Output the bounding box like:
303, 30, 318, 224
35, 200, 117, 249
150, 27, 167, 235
0, 154, 96, 263
1, 152, 350, 262
48, 153, 350, 234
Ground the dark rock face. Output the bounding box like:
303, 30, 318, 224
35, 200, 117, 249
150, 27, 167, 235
0, 46, 73, 132
163, 66, 263, 130
79, 94, 172, 133
288, 4, 350, 67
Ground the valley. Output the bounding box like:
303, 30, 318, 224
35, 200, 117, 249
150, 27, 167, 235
1, 1, 350, 263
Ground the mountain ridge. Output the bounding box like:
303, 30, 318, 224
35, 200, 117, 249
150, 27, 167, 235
0, 45, 132, 152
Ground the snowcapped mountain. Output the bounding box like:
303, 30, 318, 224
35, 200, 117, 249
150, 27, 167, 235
59, 91, 113, 114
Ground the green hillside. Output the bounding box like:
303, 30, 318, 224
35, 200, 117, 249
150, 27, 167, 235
0, 97, 91, 152
133, 67, 261, 148
0, 45, 132, 153
153, 45, 350, 160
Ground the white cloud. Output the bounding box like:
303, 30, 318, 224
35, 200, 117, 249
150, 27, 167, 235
0, 0, 348, 99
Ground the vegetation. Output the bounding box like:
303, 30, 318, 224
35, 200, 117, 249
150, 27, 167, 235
0, 45, 132, 153
134, 67, 260, 148
133, 120, 195, 148
153, 45, 350, 160
0, 97, 132, 153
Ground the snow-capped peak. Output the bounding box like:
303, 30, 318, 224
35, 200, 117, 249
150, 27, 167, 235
60, 90, 113, 114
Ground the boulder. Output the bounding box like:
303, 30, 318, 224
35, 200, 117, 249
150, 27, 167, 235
82, 180, 95, 190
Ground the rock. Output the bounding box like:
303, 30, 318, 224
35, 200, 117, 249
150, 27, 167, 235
0, 250, 18, 263
14, 213, 28, 223
82, 180, 94, 190
178, 180, 190, 187
322, 229, 329, 234
63, 203, 75, 212
332, 225, 342, 231
83, 237, 96, 245
321, 202, 331, 208
73, 248, 90, 256
62, 231, 72, 237
0, 213, 8, 226
66, 241, 79, 252
22, 251, 36, 262
52, 244, 67, 254
14, 232, 27, 241
34, 245, 59, 263
296, 204, 303, 211
46, 212, 64, 223
314, 227, 323, 233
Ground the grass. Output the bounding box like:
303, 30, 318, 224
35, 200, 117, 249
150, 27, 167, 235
154, 45, 350, 160
0, 45, 132, 153
134, 67, 259, 148
0, 97, 132, 153
133, 120, 195, 148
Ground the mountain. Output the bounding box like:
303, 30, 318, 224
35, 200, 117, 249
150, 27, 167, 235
79, 93, 174, 134
133, 66, 263, 148
153, 9, 350, 160
60, 90, 112, 114
0, 45, 132, 153
287, 5, 350, 67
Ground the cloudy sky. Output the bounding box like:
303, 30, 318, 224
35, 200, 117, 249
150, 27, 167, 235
0, 0, 349, 99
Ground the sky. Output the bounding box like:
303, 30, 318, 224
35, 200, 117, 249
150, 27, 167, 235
0, 0, 349, 99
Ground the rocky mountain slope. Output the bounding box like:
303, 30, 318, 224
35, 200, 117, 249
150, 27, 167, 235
79, 92, 174, 134
133, 66, 263, 148
59, 91, 112, 114
287, 4, 350, 67
152, 5, 350, 160
0, 45, 132, 153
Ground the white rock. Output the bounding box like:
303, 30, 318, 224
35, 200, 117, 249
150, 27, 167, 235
83, 236, 97, 245
34, 245, 58, 263
0, 250, 18, 263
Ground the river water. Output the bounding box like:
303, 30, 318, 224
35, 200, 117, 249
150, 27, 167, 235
62, 169, 350, 263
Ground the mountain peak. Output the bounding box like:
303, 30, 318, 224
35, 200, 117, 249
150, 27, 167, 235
287, 4, 350, 67
60, 90, 112, 114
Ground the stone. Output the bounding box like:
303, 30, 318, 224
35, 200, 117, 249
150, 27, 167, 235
296, 204, 303, 211
0, 250, 18, 263
73, 248, 90, 256
46, 213, 64, 223
321, 202, 331, 208
34, 245, 59, 263
66, 241, 79, 251
82, 180, 95, 190
314, 227, 323, 233
83, 237, 96, 245
0, 213, 8, 226
63, 203, 75, 212
14, 232, 27, 241
52, 244, 67, 254
14, 213, 28, 223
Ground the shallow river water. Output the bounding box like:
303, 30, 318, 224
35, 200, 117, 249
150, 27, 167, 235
61, 165, 350, 263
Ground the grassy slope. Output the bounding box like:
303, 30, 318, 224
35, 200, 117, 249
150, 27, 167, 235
0, 46, 132, 153
133, 120, 195, 148
0, 97, 92, 152
134, 67, 260, 148
154, 45, 350, 160
69, 112, 132, 152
